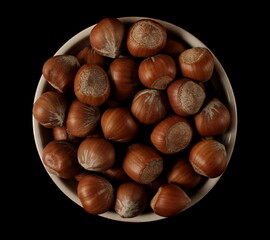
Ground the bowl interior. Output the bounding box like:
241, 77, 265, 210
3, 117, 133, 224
32, 17, 237, 222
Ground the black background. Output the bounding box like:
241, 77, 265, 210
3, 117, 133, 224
5, 2, 267, 238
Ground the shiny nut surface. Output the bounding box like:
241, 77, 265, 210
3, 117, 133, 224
33, 17, 237, 223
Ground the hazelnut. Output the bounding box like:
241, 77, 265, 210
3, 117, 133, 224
42, 55, 80, 93
89, 17, 125, 58
108, 57, 140, 100
178, 47, 214, 82
76, 45, 110, 69
131, 89, 169, 125
74, 64, 110, 106
77, 137, 115, 172
127, 19, 167, 57
122, 143, 163, 184
150, 183, 191, 217
151, 115, 193, 154
194, 98, 231, 137
189, 139, 228, 178
167, 156, 201, 189
138, 54, 177, 90
77, 174, 114, 215
101, 107, 139, 143
66, 99, 100, 138
167, 78, 206, 116
32, 91, 68, 128
42, 140, 81, 179
114, 181, 148, 218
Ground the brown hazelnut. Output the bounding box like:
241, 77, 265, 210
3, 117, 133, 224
77, 137, 115, 172
167, 78, 206, 116
150, 183, 191, 217
167, 156, 201, 189
89, 17, 125, 58
131, 88, 169, 125
108, 57, 140, 100
42, 55, 80, 93
42, 140, 81, 179
122, 143, 163, 184
138, 54, 177, 90
178, 47, 214, 82
77, 174, 114, 215
151, 115, 193, 154
194, 98, 231, 137
101, 107, 139, 143
66, 99, 100, 138
127, 19, 167, 57
76, 45, 110, 69
189, 139, 228, 178
114, 181, 148, 218
32, 91, 68, 128
74, 64, 110, 106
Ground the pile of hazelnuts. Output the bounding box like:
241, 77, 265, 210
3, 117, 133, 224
33, 17, 231, 218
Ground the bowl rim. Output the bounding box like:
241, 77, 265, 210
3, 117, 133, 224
32, 16, 237, 223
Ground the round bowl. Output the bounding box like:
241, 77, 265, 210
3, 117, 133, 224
32, 16, 237, 222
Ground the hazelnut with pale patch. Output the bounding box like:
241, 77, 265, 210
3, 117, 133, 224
167, 78, 206, 116
89, 17, 125, 59
42, 55, 80, 93
150, 115, 193, 154
194, 98, 231, 137
114, 182, 148, 218
122, 143, 163, 184
42, 140, 81, 179
74, 64, 110, 106
131, 88, 170, 125
179, 47, 214, 82
127, 19, 167, 57
189, 139, 228, 178
33, 91, 69, 128
138, 54, 177, 90
77, 174, 114, 215
66, 99, 100, 138
77, 137, 115, 172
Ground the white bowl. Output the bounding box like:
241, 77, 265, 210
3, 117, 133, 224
32, 16, 237, 222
